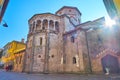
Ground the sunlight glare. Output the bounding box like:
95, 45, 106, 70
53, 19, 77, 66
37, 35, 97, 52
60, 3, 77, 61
105, 16, 116, 28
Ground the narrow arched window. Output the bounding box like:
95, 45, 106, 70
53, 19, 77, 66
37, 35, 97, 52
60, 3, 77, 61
40, 37, 42, 46
43, 19, 48, 30
49, 20, 54, 30
71, 36, 75, 43
73, 57, 76, 64
29, 24, 32, 32
98, 35, 102, 43
55, 21, 59, 32
32, 22, 35, 32
36, 20, 41, 30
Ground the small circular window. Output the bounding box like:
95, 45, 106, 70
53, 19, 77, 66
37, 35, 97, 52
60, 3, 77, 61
51, 55, 54, 58
38, 55, 41, 58
69, 10, 71, 12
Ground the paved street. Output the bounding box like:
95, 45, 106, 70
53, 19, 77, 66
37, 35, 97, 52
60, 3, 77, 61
0, 69, 120, 80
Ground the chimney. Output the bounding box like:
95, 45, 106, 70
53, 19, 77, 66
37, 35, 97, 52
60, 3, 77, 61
21, 38, 24, 43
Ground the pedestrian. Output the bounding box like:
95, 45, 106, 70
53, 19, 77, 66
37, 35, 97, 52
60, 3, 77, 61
105, 67, 110, 75
9, 64, 13, 71
5, 65, 9, 71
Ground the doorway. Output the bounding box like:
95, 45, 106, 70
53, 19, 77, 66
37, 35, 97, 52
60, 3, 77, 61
101, 54, 119, 73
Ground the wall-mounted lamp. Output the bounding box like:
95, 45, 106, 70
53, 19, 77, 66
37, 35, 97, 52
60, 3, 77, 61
1, 20, 8, 27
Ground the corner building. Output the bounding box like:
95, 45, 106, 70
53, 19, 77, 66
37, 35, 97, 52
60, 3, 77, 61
24, 6, 120, 74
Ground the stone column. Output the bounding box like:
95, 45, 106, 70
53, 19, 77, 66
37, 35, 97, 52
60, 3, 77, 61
47, 20, 49, 31
34, 20, 37, 32
41, 20, 43, 30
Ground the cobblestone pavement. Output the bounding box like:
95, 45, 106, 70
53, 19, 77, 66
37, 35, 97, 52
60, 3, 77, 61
0, 69, 120, 80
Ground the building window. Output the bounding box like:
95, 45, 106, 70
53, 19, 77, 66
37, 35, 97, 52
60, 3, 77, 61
59, 12, 62, 14
40, 37, 42, 46
43, 19, 48, 29
49, 20, 54, 30
42, 26, 45, 30
55, 21, 59, 32
71, 36, 75, 43
63, 55, 66, 64
98, 35, 102, 43
36, 20, 41, 30
29, 24, 32, 32
69, 9, 71, 12
73, 57, 76, 64
32, 22, 35, 32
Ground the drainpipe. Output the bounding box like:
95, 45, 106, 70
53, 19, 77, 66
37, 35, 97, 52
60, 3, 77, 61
44, 31, 50, 73
30, 33, 35, 73
84, 30, 92, 73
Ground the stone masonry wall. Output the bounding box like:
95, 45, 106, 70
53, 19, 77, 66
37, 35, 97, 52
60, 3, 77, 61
64, 30, 89, 73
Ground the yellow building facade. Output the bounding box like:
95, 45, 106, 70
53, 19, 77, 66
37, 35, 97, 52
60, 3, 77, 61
2, 39, 26, 70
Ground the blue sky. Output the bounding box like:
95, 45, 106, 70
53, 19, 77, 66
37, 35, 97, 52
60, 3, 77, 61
0, 0, 108, 48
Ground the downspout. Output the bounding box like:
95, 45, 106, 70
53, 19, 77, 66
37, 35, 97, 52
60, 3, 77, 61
44, 31, 49, 73
85, 30, 92, 73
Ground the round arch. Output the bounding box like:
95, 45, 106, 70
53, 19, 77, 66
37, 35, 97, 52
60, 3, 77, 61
42, 19, 48, 30
49, 20, 54, 30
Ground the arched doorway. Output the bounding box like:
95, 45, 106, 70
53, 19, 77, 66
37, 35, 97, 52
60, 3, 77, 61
101, 54, 119, 73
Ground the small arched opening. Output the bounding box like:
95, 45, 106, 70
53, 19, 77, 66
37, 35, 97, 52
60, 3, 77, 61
36, 20, 41, 31
73, 57, 76, 64
49, 20, 54, 30
55, 21, 59, 32
42, 19, 48, 30
32, 22, 35, 32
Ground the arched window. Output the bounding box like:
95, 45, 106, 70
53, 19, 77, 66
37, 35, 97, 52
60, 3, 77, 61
36, 20, 41, 30
29, 24, 32, 32
97, 35, 102, 43
55, 21, 59, 32
49, 20, 54, 30
32, 22, 35, 32
40, 37, 42, 46
73, 57, 76, 64
42, 19, 48, 30
71, 36, 75, 43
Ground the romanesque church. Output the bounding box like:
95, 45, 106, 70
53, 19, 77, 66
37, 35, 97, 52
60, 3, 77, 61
24, 6, 120, 74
